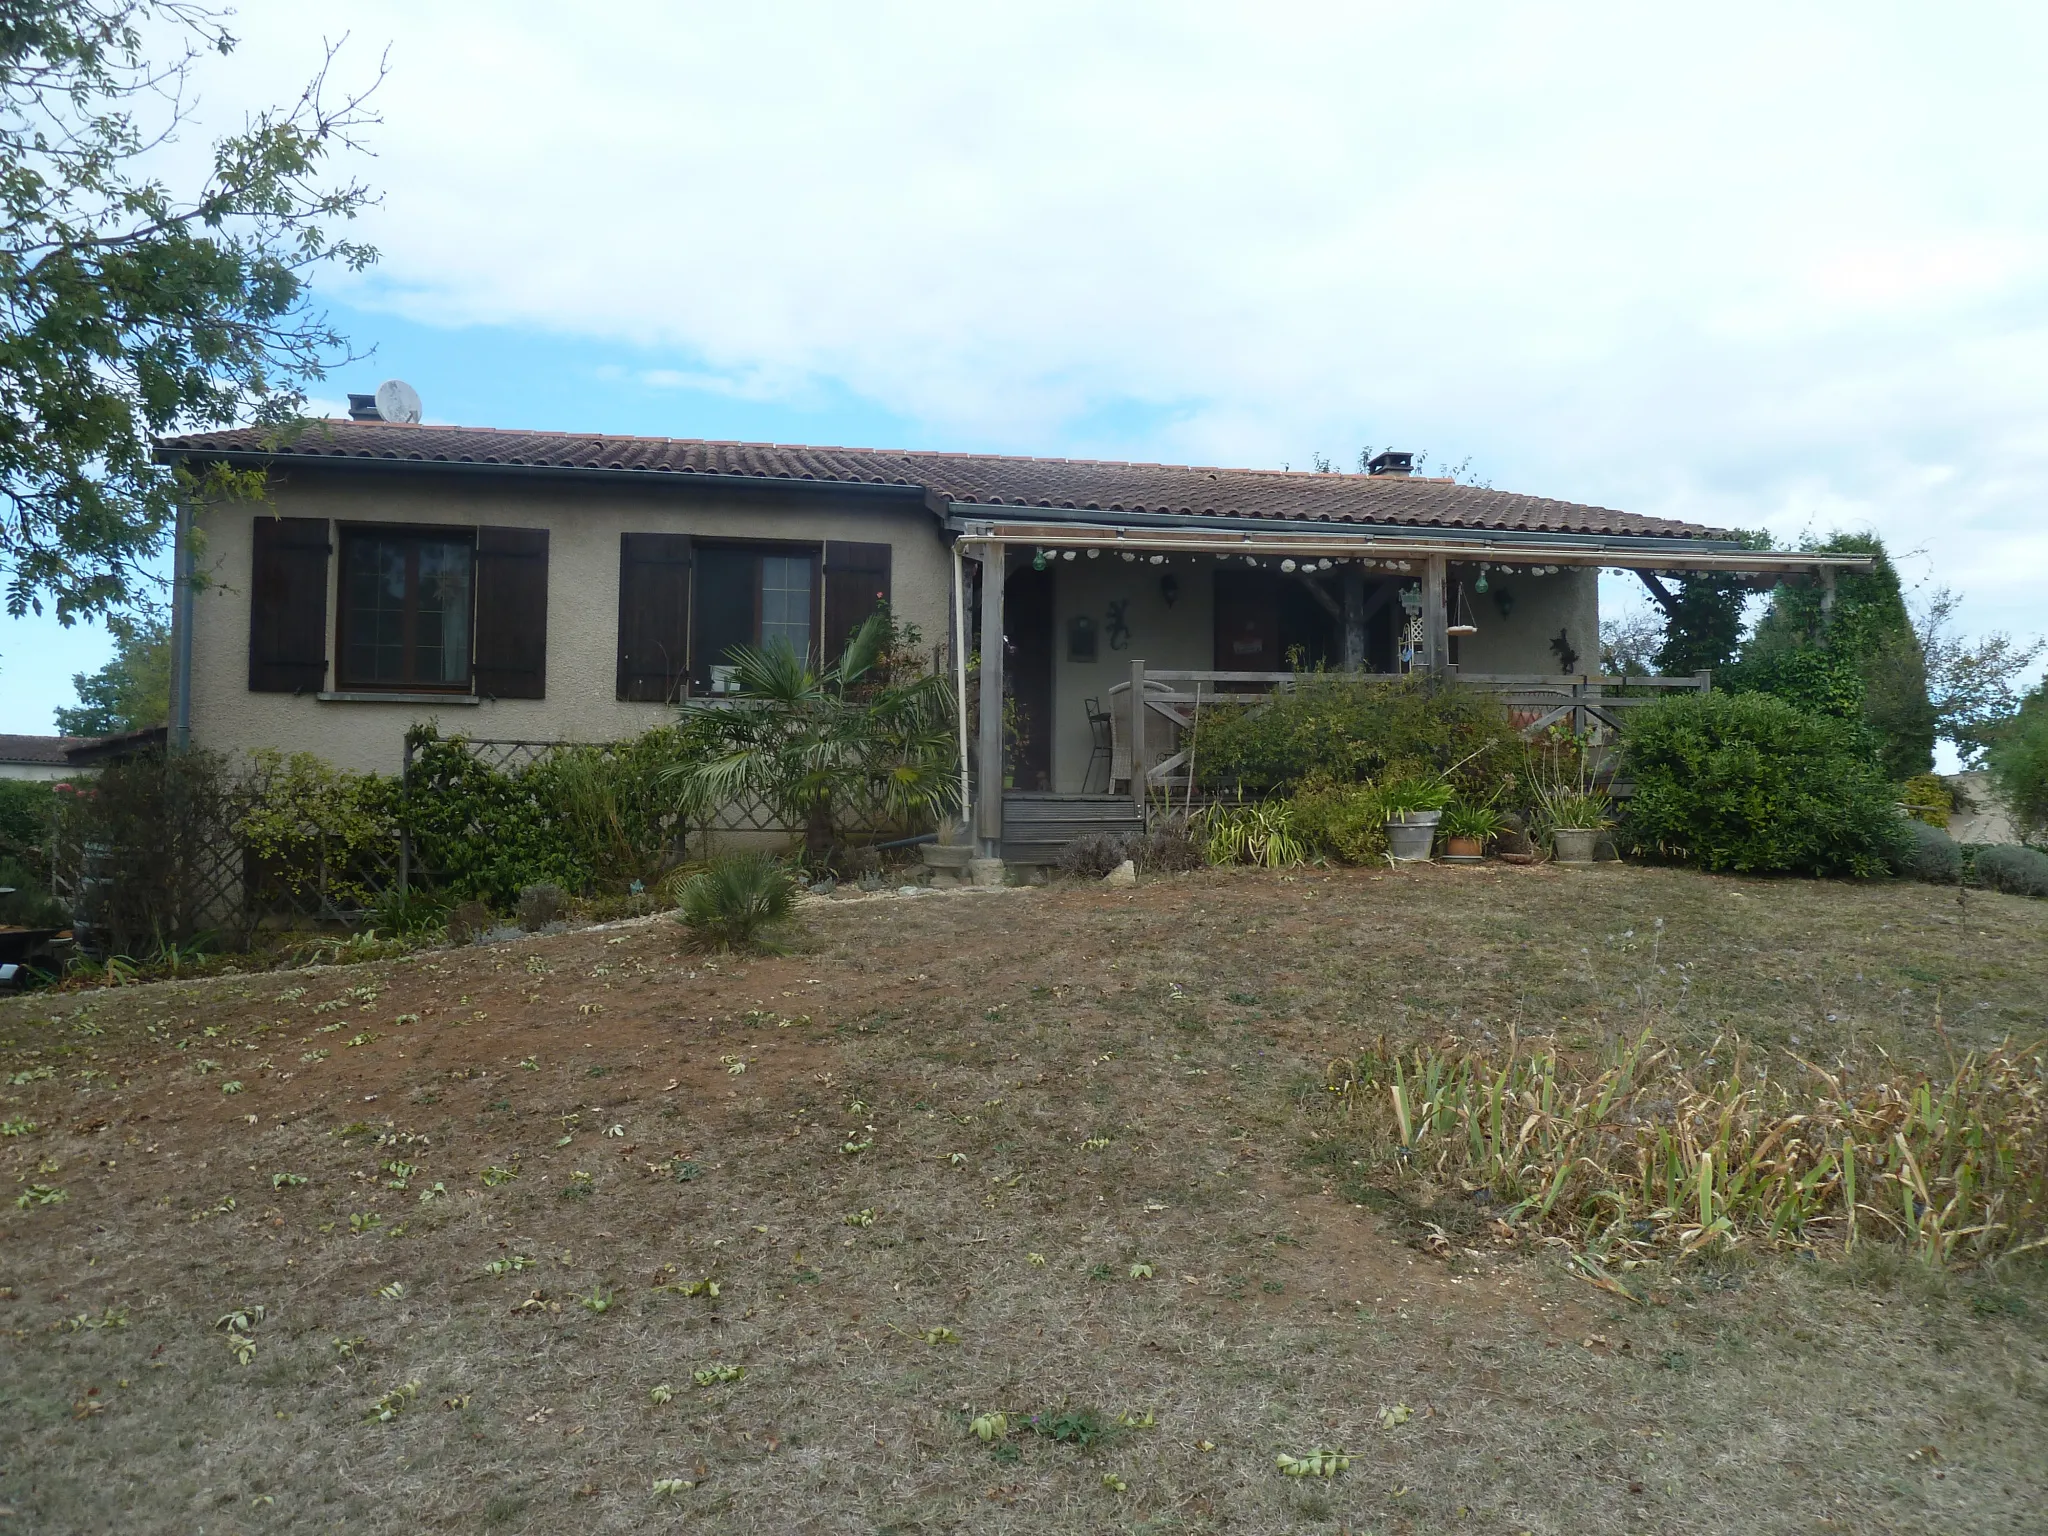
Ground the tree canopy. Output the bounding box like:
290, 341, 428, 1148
53, 601, 166, 734
1, 0, 379, 629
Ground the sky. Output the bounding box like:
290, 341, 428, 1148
4, 0, 2046, 743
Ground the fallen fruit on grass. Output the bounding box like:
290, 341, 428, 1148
652, 1477, 694, 1497
1379, 1402, 1413, 1429
844, 1208, 877, 1227
1277, 1450, 1351, 1478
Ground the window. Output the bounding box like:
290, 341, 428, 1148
692, 543, 819, 693
339, 528, 474, 689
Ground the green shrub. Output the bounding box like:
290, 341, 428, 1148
0, 856, 67, 928
1987, 698, 2048, 846
401, 730, 592, 907
1287, 778, 1386, 864
1975, 844, 2048, 899
675, 854, 798, 951
1620, 692, 1907, 878
1194, 675, 1517, 798
1898, 773, 1952, 829
237, 750, 400, 913
1900, 820, 1961, 884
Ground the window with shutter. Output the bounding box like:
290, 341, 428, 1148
248, 516, 331, 693
336, 527, 475, 689
473, 526, 549, 699
690, 541, 820, 694
823, 540, 892, 661
616, 532, 692, 702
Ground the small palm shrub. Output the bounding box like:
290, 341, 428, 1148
1975, 844, 2048, 898
675, 854, 798, 950
1437, 801, 1506, 843
1899, 820, 1961, 884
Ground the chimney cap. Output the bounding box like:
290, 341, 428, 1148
347, 393, 379, 420
1366, 450, 1415, 478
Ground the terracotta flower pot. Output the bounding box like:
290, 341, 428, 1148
1444, 835, 1484, 859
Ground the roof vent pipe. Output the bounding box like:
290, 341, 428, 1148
1366, 451, 1414, 478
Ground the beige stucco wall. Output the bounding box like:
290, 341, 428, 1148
187, 470, 954, 776
1445, 563, 1600, 676
1047, 551, 1217, 792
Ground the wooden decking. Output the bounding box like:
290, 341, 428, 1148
1000, 792, 1143, 865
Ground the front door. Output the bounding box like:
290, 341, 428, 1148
1214, 570, 1280, 669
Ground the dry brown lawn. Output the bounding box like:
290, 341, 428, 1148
2, 861, 2045, 1534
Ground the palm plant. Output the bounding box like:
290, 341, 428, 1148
673, 854, 797, 952
664, 611, 962, 867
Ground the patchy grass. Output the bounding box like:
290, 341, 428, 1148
2, 864, 2045, 1533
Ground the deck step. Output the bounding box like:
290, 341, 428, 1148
1000, 793, 1144, 863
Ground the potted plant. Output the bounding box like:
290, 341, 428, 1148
1379, 778, 1453, 863
1529, 726, 1614, 866
1437, 801, 1504, 861
1536, 788, 1612, 865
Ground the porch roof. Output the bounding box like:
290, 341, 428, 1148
947, 513, 1875, 578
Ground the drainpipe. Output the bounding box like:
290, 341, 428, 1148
952, 542, 971, 828
168, 497, 195, 753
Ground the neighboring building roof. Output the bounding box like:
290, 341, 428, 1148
159, 420, 1732, 542
0, 734, 88, 766
63, 725, 167, 766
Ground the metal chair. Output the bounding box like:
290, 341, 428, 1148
1083, 696, 1113, 793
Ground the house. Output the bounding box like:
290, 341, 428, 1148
0, 736, 90, 782
155, 418, 1869, 862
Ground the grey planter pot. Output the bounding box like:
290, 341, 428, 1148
1552, 828, 1601, 866
1385, 811, 1440, 863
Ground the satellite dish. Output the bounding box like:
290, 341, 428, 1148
373, 379, 422, 424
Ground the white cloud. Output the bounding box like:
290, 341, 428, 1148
175, 0, 2048, 652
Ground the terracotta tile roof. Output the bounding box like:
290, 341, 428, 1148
158, 420, 1731, 541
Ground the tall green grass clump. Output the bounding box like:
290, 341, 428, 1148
1319, 1033, 2047, 1268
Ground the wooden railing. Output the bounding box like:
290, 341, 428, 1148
1105, 664, 1712, 806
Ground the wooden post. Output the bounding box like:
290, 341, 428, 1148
1129, 657, 1149, 816
975, 544, 1006, 853
1342, 566, 1367, 670
1422, 555, 1449, 674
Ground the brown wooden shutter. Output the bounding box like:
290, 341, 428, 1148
473, 526, 548, 699
248, 516, 331, 693
616, 532, 692, 702
823, 540, 892, 661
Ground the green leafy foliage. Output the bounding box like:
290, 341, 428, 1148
237, 750, 400, 913
665, 610, 960, 868
1736, 534, 1935, 781
1987, 690, 2048, 847
1898, 773, 1952, 828
1198, 801, 1306, 867
1621, 692, 1907, 878
1, 1, 379, 625
1284, 777, 1387, 864
674, 854, 797, 952
1194, 673, 1517, 797
53, 606, 168, 735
